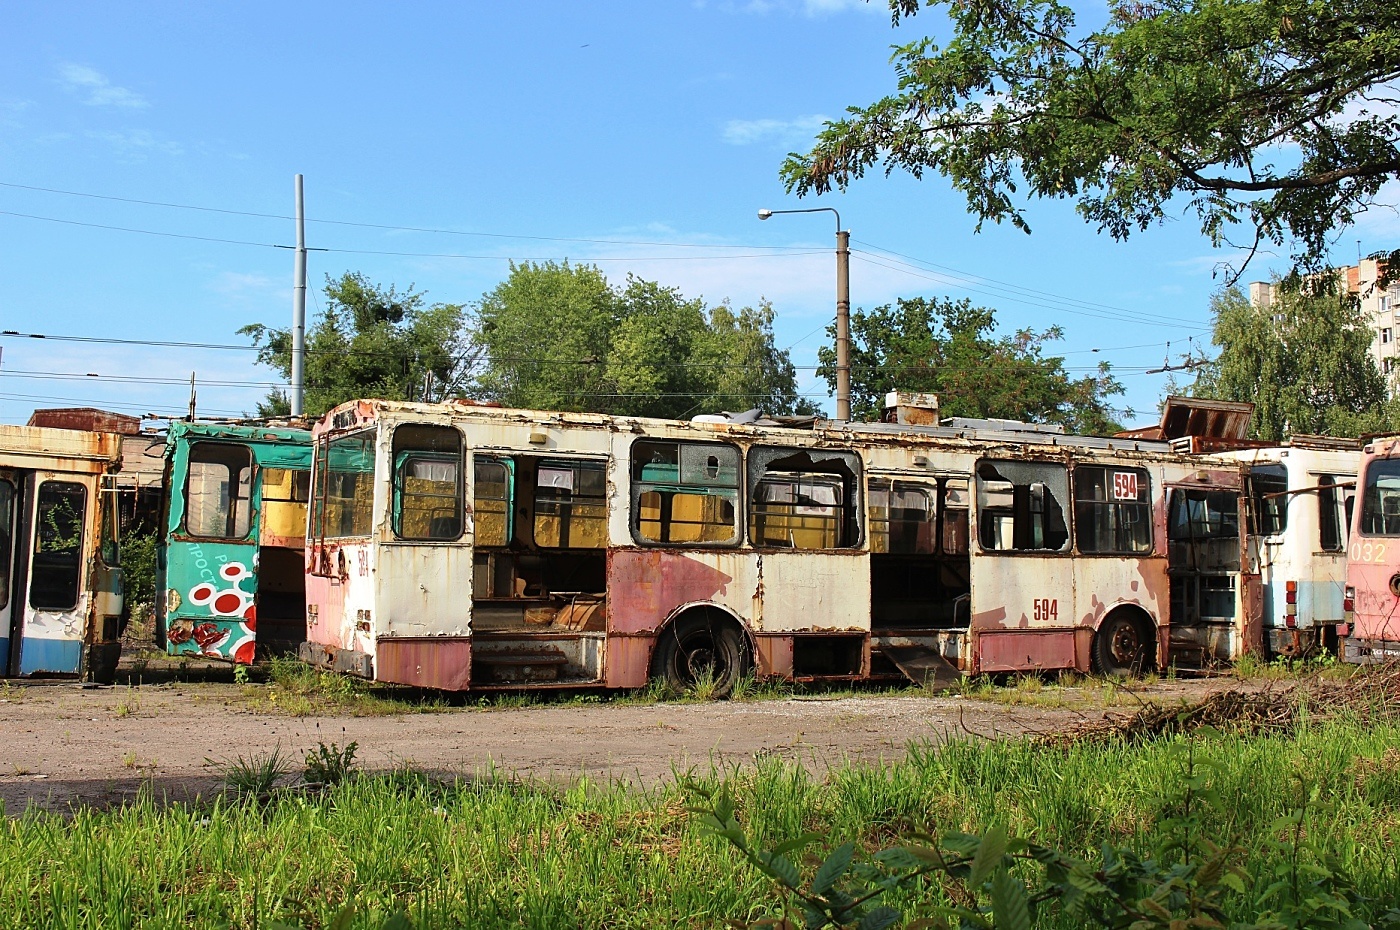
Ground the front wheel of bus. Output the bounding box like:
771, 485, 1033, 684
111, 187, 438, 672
1092, 613, 1153, 677
651, 612, 751, 698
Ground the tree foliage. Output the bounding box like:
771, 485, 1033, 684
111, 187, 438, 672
782, 0, 1400, 276
473, 261, 818, 419
1189, 283, 1396, 439
240, 272, 472, 417
817, 295, 1125, 432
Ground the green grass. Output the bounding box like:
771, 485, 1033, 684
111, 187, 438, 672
2, 715, 1397, 928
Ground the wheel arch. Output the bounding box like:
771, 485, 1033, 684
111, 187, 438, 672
1093, 603, 1160, 672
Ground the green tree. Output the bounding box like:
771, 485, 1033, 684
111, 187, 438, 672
1189, 283, 1396, 439
474, 262, 818, 419
241, 272, 471, 417
782, 0, 1400, 276
817, 295, 1125, 432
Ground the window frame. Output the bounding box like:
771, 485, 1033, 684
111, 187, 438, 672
182, 441, 254, 541
746, 445, 863, 551
1072, 464, 1154, 556
1358, 458, 1400, 537
315, 428, 377, 541
29, 479, 87, 612
975, 459, 1072, 554
868, 477, 938, 555
390, 424, 464, 542
0, 477, 14, 611
472, 454, 515, 549
532, 457, 609, 550
1317, 473, 1354, 552
629, 439, 742, 548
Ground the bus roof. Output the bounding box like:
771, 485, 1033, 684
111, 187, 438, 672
0, 423, 122, 472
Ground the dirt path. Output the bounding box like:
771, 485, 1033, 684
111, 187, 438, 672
0, 678, 1229, 813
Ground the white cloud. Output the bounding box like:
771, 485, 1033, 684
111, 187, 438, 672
58, 63, 148, 109
86, 129, 183, 158
210, 271, 280, 298
722, 114, 829, 146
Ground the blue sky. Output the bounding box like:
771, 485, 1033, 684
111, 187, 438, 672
2, 0, 1395, 428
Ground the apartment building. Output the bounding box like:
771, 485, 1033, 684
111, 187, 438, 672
1249, 256, 1400, 381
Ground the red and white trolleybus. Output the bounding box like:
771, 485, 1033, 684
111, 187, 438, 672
299, 398, 1255, 693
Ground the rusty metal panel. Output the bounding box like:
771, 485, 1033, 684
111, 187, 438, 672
377, 543, 472, 638
375, 637, 472, 690
27, 407, 141, 435
755, 552, 869, 633
976, 629, 1079, 672
603, 633, 651, 688
606, 549, 753, 634
0, 425, 121, 472
754, 633, 794, 677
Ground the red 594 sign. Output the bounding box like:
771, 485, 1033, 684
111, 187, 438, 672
1112, 471, 1139, 501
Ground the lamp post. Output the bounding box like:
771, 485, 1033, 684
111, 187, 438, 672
758, 207, 851, 421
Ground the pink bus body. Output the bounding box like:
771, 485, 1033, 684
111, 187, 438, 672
299, 400, 1253, 692
1343, 436, 1400, 662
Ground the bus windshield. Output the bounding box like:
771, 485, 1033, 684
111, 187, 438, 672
1360, 458, 1400, 536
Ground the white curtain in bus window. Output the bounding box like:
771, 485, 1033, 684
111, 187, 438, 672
976, 461, 1070, 552
0, 478, 13, 611
752, 472, 844, 549
1248, 464, 1288, 536
1073, 465, 1152, 554
631, 440, 740, 546
473, 458, 512, 548
392, 425, 462, 540
534, 461, 607, 548
1360, 459, 1400, 535
185, 443, 252, 539
868, 479, 935, 554
30, 481, 86, 611
323, 433, 375, 538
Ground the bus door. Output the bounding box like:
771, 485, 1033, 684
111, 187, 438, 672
1167, 481, 1259, 663
6, 472, 90, 676
1245, 464, 1288, 637
970, 460, 1076, 672
164, 441, 259, 664
0, 469, 18, 671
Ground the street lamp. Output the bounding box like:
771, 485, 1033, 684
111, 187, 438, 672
758, 206, 851, 421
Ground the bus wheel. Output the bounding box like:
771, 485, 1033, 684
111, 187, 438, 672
1092, 612, 1153, 676
650, 611, 750, 698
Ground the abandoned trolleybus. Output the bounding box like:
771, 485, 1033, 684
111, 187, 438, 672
294, 399, 1260, 693
157, 420, 313, 664
1, 424, 124, 682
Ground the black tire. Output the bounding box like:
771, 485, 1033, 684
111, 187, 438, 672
1091, 612, 1153, 676
650, 612, 750, 698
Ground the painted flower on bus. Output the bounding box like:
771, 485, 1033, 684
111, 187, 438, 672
183, 561, 257, 663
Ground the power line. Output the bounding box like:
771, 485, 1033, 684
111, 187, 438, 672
0, 180, 816, 251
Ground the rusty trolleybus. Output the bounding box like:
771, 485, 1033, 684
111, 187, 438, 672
1, 424, 124, 682
298, 398, 1255, 693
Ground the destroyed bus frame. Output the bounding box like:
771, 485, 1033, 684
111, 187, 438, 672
157, 421, 313, 664
298, 399, 1256, 693
1, 424, 124, 682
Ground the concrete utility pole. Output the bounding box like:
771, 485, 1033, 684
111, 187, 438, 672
291, 174, 307, 417
758, 206, 851, 421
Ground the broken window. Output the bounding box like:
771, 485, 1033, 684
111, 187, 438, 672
319, 431, 375, 539
473, 456, 513, 548
748, 446, 861, 550
1248, 464, 1289, 536
30, 481, 86, 611
392, 425, 462, 541
260, 467, 310, 543
631, 440, 740, 546
1168, 490, 1240, 541
534, 460, 607, 548
976, 460, 1070, 552
1074, 465, 1152, 554
869, 480, 934, 554
1360, 459, 1400, 536
184, 442, 252, 539
941, 478, 971, 555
